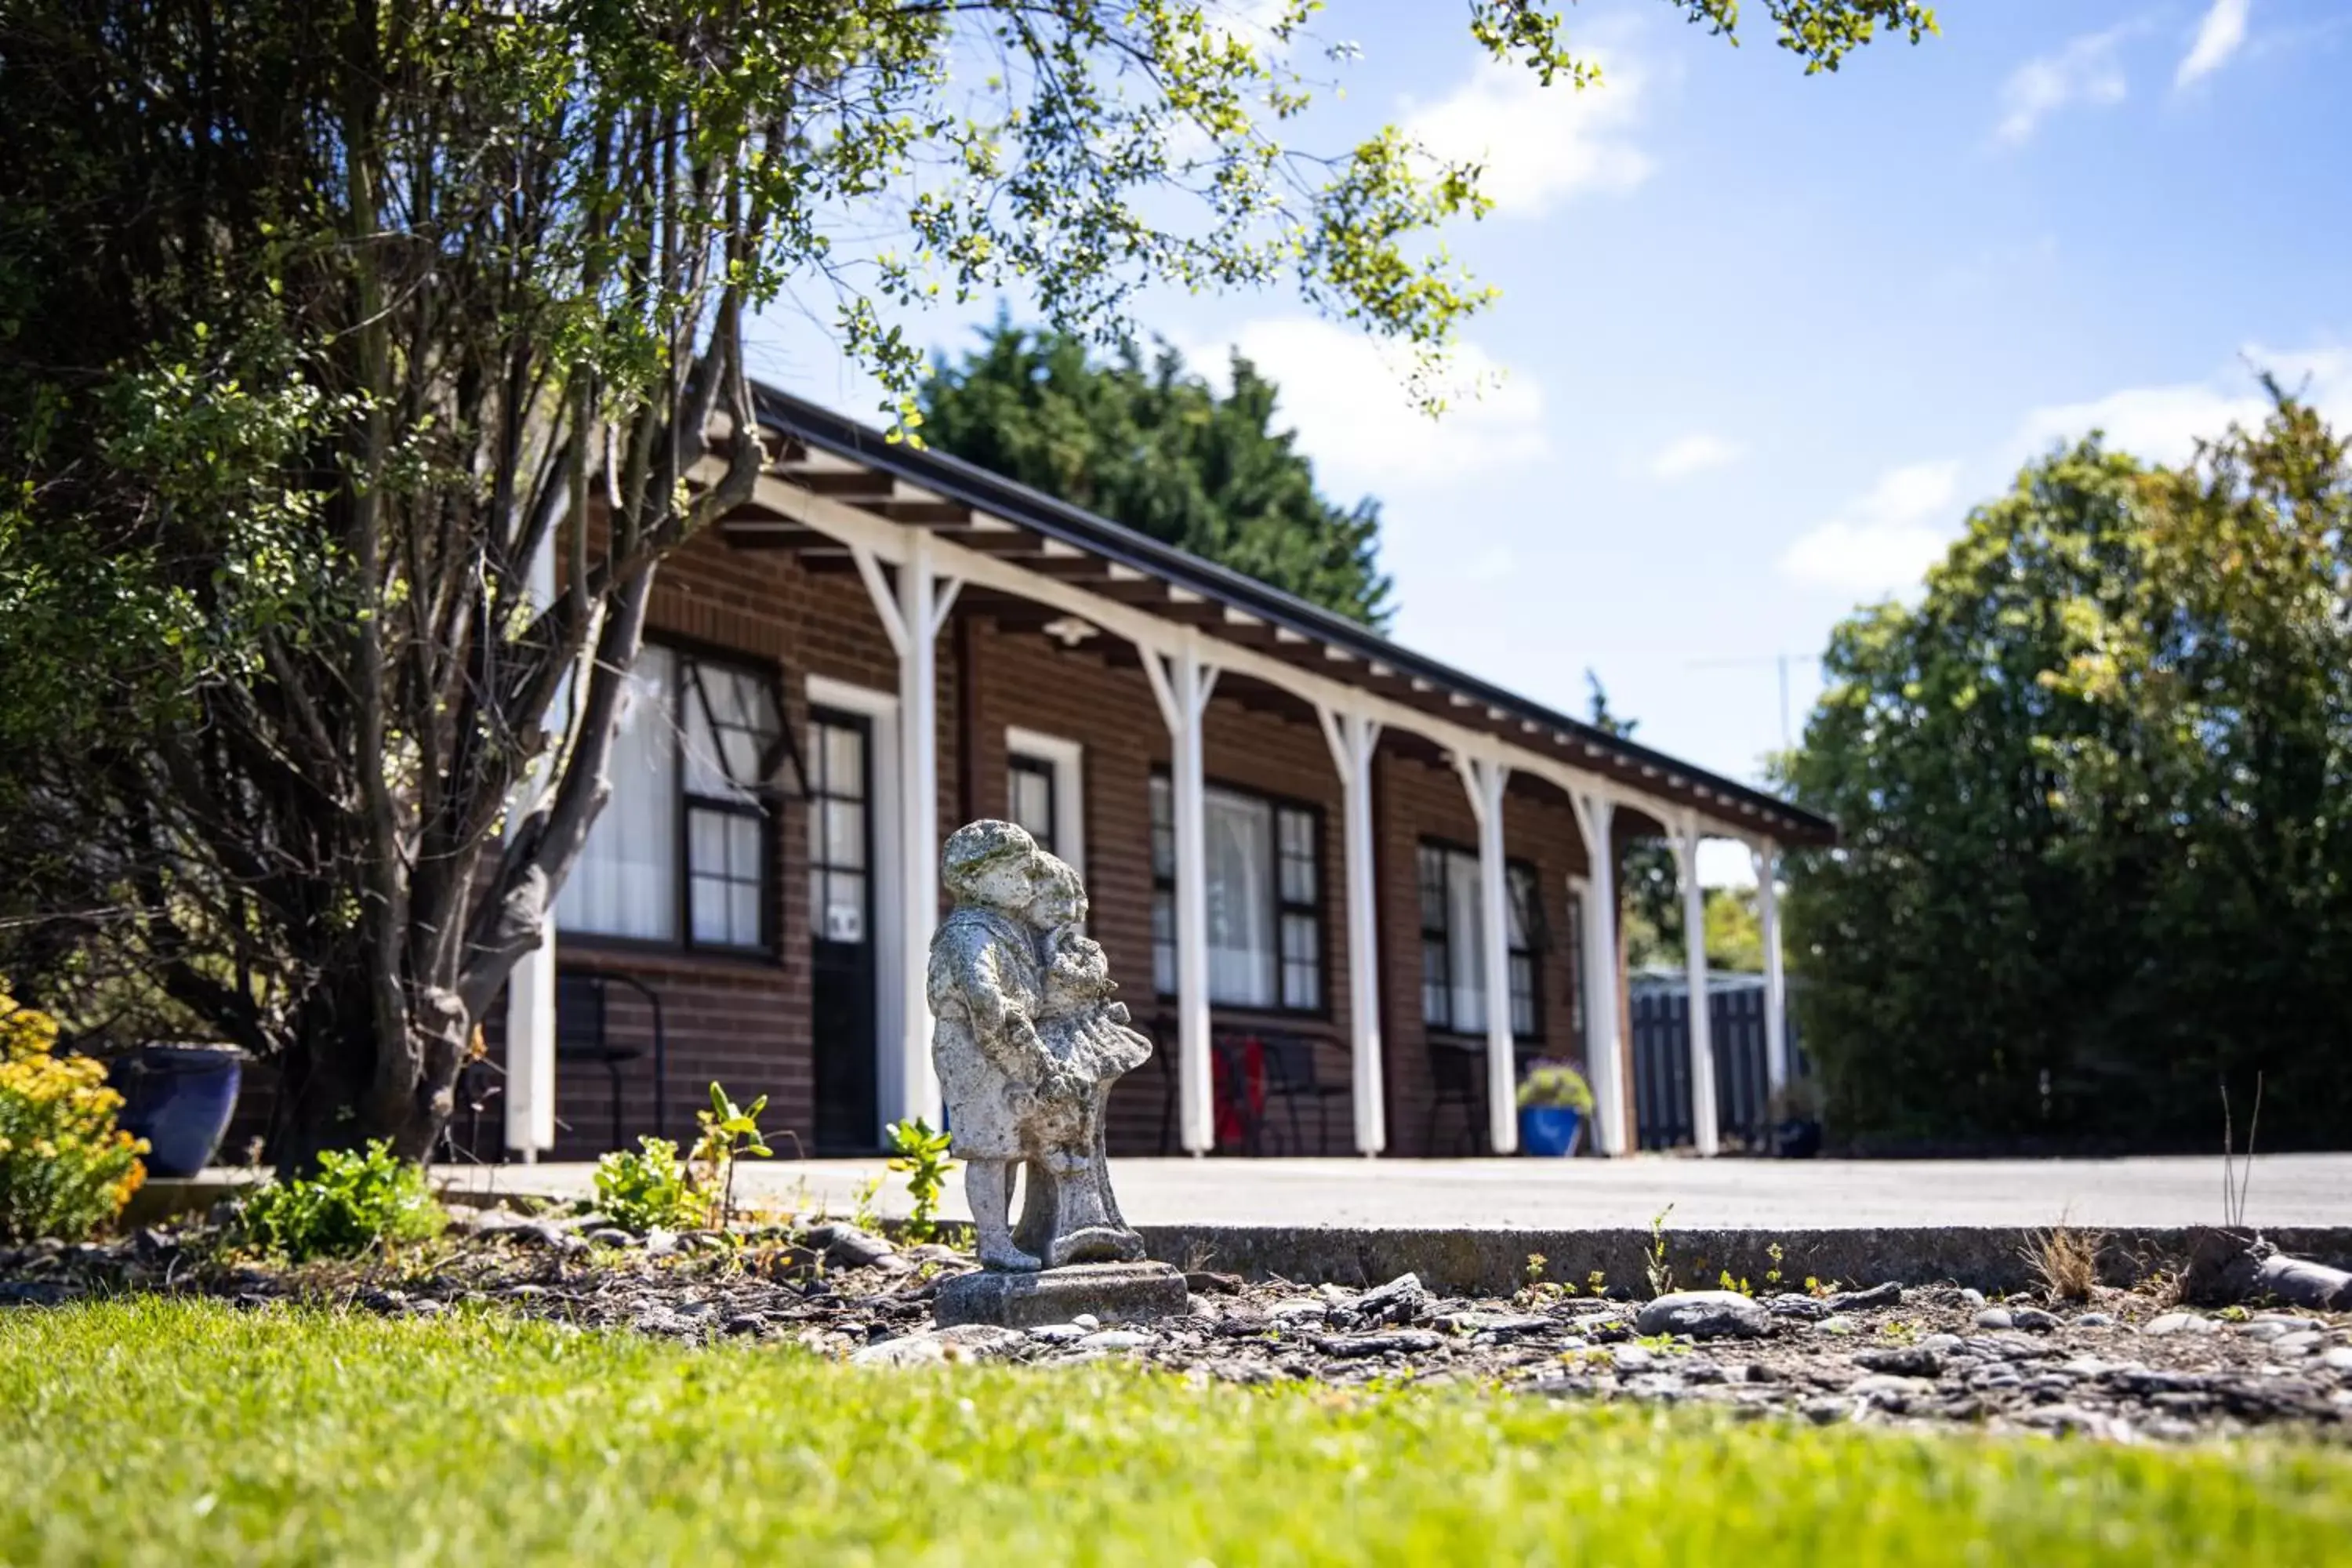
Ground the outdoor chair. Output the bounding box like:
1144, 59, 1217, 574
1256, 1033, 1349, 1156
1425, 1036, 1487, 1155
555, 971, 669, 1152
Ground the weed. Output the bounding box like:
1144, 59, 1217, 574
2023, 1221, 2103, 1304
242, 1141, 443, 1261
2218, 1304, 2250, 1323
1587, 1270, 1608, 1298
2221, 1071, 2264, 1229
1718, 1269, 1753, 1298
883, 1118, 956, 1244
849, 1174, 884, 1231
593, 1138, 701, 1233
1880, 1319, 1919, 1344
1644, 1204, 1675, 1298
691, 1083, 774, 1230
1634, 1333, 1690, 1357
1765, 1243, 1785, 1290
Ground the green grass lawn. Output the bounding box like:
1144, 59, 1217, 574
2, 1301, 2347, 1566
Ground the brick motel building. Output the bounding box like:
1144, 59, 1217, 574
459, 383, 1833, 1167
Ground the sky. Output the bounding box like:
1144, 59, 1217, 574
746, 0, 2352, 883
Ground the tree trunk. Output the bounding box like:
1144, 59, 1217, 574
270, 977, 474, 1178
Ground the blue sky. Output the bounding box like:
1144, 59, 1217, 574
748, 0, 2352, 880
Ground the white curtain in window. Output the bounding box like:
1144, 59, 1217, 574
556, 647, 679, 939
1445, 851, 1486, 1033
1203, 787, 1276, 1007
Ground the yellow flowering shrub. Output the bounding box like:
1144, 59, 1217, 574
0, 987, 147, 1243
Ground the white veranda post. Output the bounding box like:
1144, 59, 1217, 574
503, 522, 564, 1161
1316, 704, 1385, 1156
1143, 635, 1219, 1155
854, 532, 962, 1134
1754, 839, 1790, 1095
1672, 814, 1720, 1157
1451, 752, 1517, 1155
1567, 790, 1624, 1156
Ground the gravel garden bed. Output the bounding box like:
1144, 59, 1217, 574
7, 1206, 2348, 1445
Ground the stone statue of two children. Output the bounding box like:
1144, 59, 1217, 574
928, 819, 1152, 1272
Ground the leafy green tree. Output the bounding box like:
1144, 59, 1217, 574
920, 322, 1393, 626
0, 0, 1934, 1169
1782, 394, 2352, 1150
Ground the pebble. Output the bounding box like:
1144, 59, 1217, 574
722, 1313, 768, 1337
1077, 1330, 1155, 1352
586, 1228, 635, 1248
1268, 1300, 1328, 1321
2143, 1312, 2220, 1338
2008, 1307, 2062, 1332
1027, 1323, 1089, 1345
2076, 1312, 2116, 1327
1635, 1290, 1769, 1341
1443, 1311, 1554, 1338
643, 1229, 681, 1258
2270, 1333, 2324, 1358
1071, 1313, 1102, 1332
1824, 1282, 1903, 1312
1344, 1272, 1427, 1327
1766, 1295, 1832, 1322
1920, 1334, 1965, 1355
2319, 1347, 2352, 1373
1853, 1346, 1941, 1379
1956, 1288, 1987, 1308
1814, 1316, 1858, 1336
1974, 1308, 2013, 1330
1611, 1345, 1657, 1370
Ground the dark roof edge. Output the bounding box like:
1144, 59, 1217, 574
750, 381, 1833, 843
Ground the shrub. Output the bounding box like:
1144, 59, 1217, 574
0, 988, 147, 1243
241, 1141, 443, 1260
593, 1137, 702, 1233
884, 1118, 956, 1243
1515, 1063, 1595, 1114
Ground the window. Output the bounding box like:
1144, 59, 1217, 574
1007, 756, 1056, 853
1418, 842, 1542, 1038
1005, 728, 1084, 877
1149, 775, 1323, 1011
806, 713, 870, 946
555, 647, 785, 952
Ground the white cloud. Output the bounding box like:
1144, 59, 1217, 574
1649, 433, 1744, 481
1779, 459, 1963, 597
1404, 53, 1651, 217
1995, 28, 2130, 146
2176, 0, 2252, 87
1180, 318, 1548, 489
2013, 346, 2352, 466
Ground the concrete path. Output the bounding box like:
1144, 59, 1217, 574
439, 1153, 2352, 1232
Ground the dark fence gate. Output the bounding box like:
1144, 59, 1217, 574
1630, 981, 1804, 1152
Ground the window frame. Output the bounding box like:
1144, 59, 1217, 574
557, 640, 786, 959
1004, 725, 1085, 878
1417, 837, 1544, 1041
1149, 768, 1329, 1018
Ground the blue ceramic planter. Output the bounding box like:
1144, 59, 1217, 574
107, 1045, 244, 1178
1517, 1105, 1584, 1157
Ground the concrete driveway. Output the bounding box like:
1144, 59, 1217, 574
439, 1152, 2351, 1232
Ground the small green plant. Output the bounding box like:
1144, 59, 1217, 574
1718, 1269, 1752, 1297
0, 989, 148, 1243
884, 1118, 956, 1244
241, 1141, 443, 1261
1765, 1242, 1785, 1290
1515, 1063, 1595, 1113
593, 1137, 702, 1232
1644, 1203, 1675, 1298
1587, 1269, 1607, 1297
1524, 1251, 1547, 1287
692, 1083, 774, 1229
1880, 1319, 1919, 1344
848, 1174, 884, 1231
1634, 1332, 1690, 1357
2217, 1304, 2250, 1323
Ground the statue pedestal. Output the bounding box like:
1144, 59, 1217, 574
934, 1260, 1190, 1330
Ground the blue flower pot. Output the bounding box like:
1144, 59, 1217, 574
1518, 1105, 1584, 1157
106, 1045, 245, 1178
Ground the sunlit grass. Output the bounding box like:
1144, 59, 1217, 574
0, 1298, 2345, 1566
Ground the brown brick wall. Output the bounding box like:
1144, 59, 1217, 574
247, 521, 1615, 1164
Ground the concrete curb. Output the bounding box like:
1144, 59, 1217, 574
1133, 1223, 2352, 1298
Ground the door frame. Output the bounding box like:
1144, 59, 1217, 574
806, 674, 902, 1146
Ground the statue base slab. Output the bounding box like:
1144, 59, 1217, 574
933, 1260, 1190, 1330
